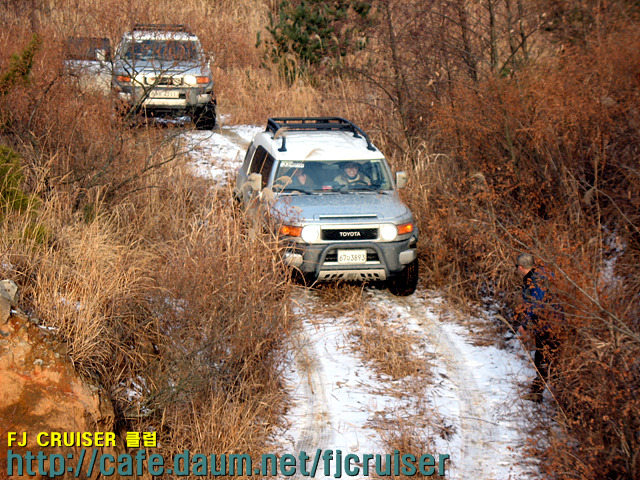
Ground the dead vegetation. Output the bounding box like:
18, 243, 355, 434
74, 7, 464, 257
0, 3, 296, 467
1, 0, 639, 478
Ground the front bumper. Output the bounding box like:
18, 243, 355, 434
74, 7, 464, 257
283, 235, 418, 282
115, 85, 213, 111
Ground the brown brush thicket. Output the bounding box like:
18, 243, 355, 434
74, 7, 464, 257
0, 2, 295, 467
418, 25, 640, 480
2, 0, 639, 477
336, 2, 640, 478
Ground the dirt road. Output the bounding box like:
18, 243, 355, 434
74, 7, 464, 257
185, 124, 540, 480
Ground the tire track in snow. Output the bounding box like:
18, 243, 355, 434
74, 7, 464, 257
393, 294, 495, 480
290, 325, 334, 457
289, 291, 333, 479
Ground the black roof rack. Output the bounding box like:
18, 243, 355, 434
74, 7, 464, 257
266, 117, 377, 152
132, 23, 191, 33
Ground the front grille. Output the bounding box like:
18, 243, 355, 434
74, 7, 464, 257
157, 76, 182, 85
322, 228, 378, 241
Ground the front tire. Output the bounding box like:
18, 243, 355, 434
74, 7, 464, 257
193, 101, 217, 130
387, 259, 419, 296
292, 269, 317, 288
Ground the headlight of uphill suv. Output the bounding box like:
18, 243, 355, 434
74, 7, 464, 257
380, 224, 398, 242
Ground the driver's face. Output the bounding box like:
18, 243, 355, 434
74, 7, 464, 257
345, 166, 358, 178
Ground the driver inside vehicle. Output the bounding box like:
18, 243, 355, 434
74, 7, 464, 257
333, 162, 371, 187
290, 164, 316, 190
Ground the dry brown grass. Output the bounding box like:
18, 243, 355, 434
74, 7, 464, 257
215, 65, 324, 125
0, 3, 299, 463
376, 421, 446, 480
348, 304, 427, 381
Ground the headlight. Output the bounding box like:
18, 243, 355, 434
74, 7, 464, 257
134, 73, 145, 85
380, 224, 398, 242
301, 225, 321, 243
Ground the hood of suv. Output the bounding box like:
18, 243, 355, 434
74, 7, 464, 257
270, 191, 412, 224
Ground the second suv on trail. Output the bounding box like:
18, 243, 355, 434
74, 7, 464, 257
112, 24, 217, 129
235, 117, 420, 296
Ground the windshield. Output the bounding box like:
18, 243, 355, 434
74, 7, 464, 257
273, 159, 393, 193
121, 40, 199, 62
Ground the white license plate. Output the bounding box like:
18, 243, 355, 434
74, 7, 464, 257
150, 90, 180, 98
337, 249, 367, 264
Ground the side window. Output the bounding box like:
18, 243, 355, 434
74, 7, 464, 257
249, 146, 268, 174
248, 146, 275, 188
260, 154, 275, 188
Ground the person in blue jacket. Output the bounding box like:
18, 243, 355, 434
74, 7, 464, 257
516, 253, 562, 402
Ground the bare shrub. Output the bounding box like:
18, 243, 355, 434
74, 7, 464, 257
386, 22, 640, 480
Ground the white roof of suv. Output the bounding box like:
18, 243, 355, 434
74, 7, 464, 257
123, 24, 199, 42
256, 118, 384, 162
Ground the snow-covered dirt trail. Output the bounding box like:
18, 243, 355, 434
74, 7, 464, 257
396, 295, 495, 478
184, 123, 542, 480
282, 288, 540, 480
393, 294, 522, 479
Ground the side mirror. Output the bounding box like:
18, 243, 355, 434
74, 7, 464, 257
95, 49, 108, 62
248, 173, 262, 192
395, 171, 408, 189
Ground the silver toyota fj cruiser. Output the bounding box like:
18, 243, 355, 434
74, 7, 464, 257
112, 24, 217, 129
235, 117, 419, 296
64, 37, 112, 94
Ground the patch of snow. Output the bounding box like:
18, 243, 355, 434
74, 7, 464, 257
278, 287, 541, 479
184, 123, 262, 185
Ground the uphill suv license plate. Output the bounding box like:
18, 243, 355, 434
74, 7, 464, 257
337, 249, 367, 264
151, 90, 180, 98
